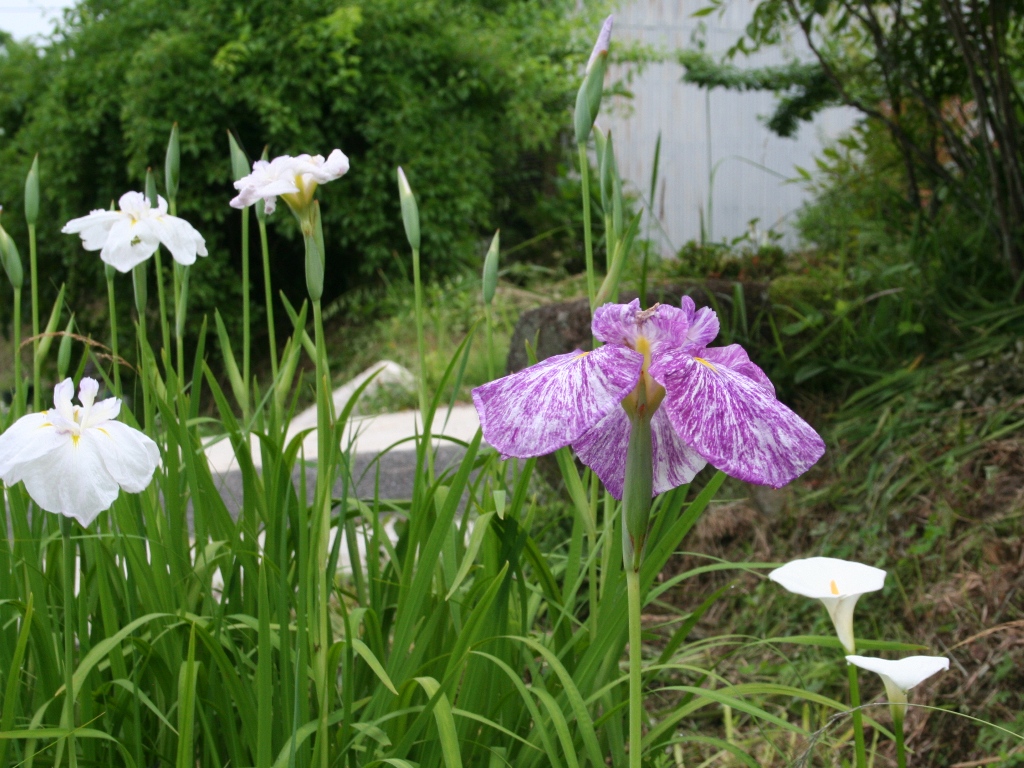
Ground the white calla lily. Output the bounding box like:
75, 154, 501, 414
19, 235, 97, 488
61, 191, 207, 273
230, 149, 350, 216
769, 557, 886, 653
846, 655, 949, 717
0, 378, 160, 527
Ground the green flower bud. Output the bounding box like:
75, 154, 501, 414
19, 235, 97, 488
0, 214, 24, 289
24, 154, 39, 226
228, 131, 250, 182
482, 230, 500, 305
57, 314, 75, 381
397, 166, 420, 252
36, 284, 65, 367
573, 17, 612, 146
145, 167, 158, 207
165, 123, 180, 202
304, 201, 325, 302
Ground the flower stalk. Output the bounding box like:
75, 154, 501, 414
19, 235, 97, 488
25, 155, 40, 410
146, 169, 172, 365
398, 167, 433, 478
0, 214, 24, 413
60, 515, 78, 768
848, 657, 867, 768
106, 265, 122, 392
622, 384, 654, 768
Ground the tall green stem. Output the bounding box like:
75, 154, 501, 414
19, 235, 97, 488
257, 218, 279, 381
626, 569, 643, 768
848, 658, 867, 768
106, 276, 121, 393
578, 144, 596, 311
12, 288, 22, 416
241, 207, 251, 395
173, 264, 185, 386
894, 710, 907, 768
622, 400, 653, 768
60, 516, 78, 768
154, 250, 171, 371
411, 244, 433, 479
29, 223, 39, 410
312, 298, 332, 768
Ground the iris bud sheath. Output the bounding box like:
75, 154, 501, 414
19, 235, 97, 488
622, 390, 654, 573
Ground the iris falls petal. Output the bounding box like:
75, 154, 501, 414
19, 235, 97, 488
472, 346, 643, 459
652, 350, 825, 488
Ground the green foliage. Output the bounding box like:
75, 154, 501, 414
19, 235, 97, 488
677, 49, 839, 137
691, 0, 1024, 284
0, 0, 595, 340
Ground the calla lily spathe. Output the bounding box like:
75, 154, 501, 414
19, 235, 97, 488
472, 298, 825, 499
846, 655, 949, 714
62, 191, 207, 273
769, 557, 886, 653
0, 378, 160, 527
230, 149, 350, 216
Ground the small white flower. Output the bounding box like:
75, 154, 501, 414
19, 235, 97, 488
846, 655, 949, 714
230, 149, 350, 216
62, 192, 208, 273
0, 378, 160, 527
769, 557, 886, 653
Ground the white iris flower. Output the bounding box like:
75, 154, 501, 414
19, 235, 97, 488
62, 191, 208, 272
0, 378, 160, 526
229, 149, 350, 216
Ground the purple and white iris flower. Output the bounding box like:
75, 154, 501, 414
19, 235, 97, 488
472, 298, 825, 498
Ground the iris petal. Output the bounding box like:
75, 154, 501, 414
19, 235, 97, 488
17, 437, 119, 526
652, 350, 825, 488
680, 296, 720, 347
573, 405, 706, 499
472, 346, 643, 459
592, 299, 692, 358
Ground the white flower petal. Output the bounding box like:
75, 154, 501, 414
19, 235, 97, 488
99, 218, 159, 273
84, 424, 159, 493
17, 437, 119, 526
0, 414, 64, 479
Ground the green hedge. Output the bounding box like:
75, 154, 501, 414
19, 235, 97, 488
0, 0, 596, 342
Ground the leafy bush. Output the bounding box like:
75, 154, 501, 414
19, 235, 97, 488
0, 0, 597, 341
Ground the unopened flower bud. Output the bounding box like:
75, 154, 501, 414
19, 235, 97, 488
165, 123, 180, 203
482, 230, 500, 305
397, 167, 421, 252
24, 155, 39, 226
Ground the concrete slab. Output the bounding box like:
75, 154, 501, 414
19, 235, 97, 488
204, 361, 483, 477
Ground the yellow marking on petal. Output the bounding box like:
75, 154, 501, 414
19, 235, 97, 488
634, 336, 653, 373
830, 579, 839, 596
72, 434, 80, 447
98, 427, 110, 437
574, 351, 591, 360
38, 422, 52, 428
694, 357, 718, 372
